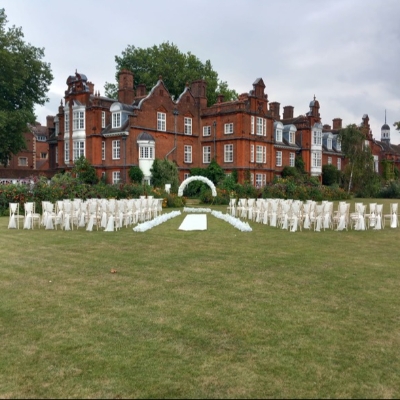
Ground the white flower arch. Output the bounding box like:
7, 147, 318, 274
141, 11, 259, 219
178, 176, 217, 197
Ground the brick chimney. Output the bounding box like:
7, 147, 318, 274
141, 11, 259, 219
217, 94, 225, 103
87, 81, 94, 94
136, 84, 147, 97
190, 79, 207, 108
332, 118, 342, 130
46, 116, 55, 129
283, 105, 294, 120
118, 69, 135, 104
269, 102, 280, 120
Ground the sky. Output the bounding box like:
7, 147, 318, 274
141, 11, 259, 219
3, 0, 400, 142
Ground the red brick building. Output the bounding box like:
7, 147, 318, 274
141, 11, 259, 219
32, 70, 399, 186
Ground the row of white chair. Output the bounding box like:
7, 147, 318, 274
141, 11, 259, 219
227, 198, 399, 232
8, 197, 164, 231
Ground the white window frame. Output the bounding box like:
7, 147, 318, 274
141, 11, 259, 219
203, 126, 211, 136
73, 140, 85, 161
184, 145, 192, 163
157, 112, 166, 131
183, 173, 190, 180
184, 117, 192, 135
290, 152, 295, 167
328, 156, 332, 165
112, 171, 121, 184
102, 141, 106, 160
112, 112, 121, 129
102, 111, 106, 128
327, 138, 332, 150
374, 155, 379, 173
256, 145, 265, 163
224, 144, 233, 162
73, 110, 85, 131
256, 117, 266, 136
250, 144, 254, 163
255, 173, 266, 188
276, 151, 282, 167
336, 138, 341, 151
313, 130, 322, 145
112, 140, 120, 160
337, 158, 341, 171
18, 157, 28, 166
224, 123, 234, 135
64, 141, 70, 163
251, 116, 255, 135
139, 146, 154, 160
289, 131, 295, 144
276, 129, 282, 142
203, 146, 211, 164
64, 112, 70, 133
312, 152, 322, 167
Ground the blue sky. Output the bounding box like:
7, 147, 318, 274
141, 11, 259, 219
3, 0, 400, 142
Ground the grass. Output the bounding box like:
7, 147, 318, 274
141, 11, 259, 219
1, 199, 400, 398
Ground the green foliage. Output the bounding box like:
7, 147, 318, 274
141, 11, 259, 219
381, 159, 395, 181
281, 166, 299, 179
105, 42, 237, 106
379, 181, 400, 198
261, 179, 350, 201
128, 165, 144, 184
295, 155, 306, 174
72, 156, 99, 184
206, 159, 225, 185
150, 158, 179, 192
199, 187, 230, 205
322, 164, 340, 186
0, 9, 53, 166
339, 124, 377, 194
394, 121, 400, 131
164, 193, 185, 207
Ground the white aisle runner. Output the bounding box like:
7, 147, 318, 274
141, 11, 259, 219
178, 214, 207, 231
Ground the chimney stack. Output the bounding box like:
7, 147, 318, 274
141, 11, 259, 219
283, 105, 294, 120
332, 118, 342, 130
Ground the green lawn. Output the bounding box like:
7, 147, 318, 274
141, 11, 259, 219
1, 200, 400, 398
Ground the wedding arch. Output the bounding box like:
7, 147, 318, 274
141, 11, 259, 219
178, 176, 217, 197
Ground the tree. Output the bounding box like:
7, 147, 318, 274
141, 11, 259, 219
322, 164, 340, 186
206, 159, 225, 185
0, 9, 53, 166
128, 166, 144, 184
105, 42, 237, 106
394, 121, 400, 131
150, 158, 179, 192
339, 124, 380, 195
72, 156, 98, 184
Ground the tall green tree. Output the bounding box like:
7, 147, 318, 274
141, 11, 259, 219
150, 158, 179, 192
394, 121, 400, 131
0, 9, 53, 166
72, 156, 98, 184
105, 42, 237, 106
339, 124, 380, 196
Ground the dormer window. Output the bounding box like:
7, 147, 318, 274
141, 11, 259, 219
327, 137, 332, 150
112, 112, 121, 128
336, 138, 341, 151
289, 131, 295, 144
276, 129, 282, 142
